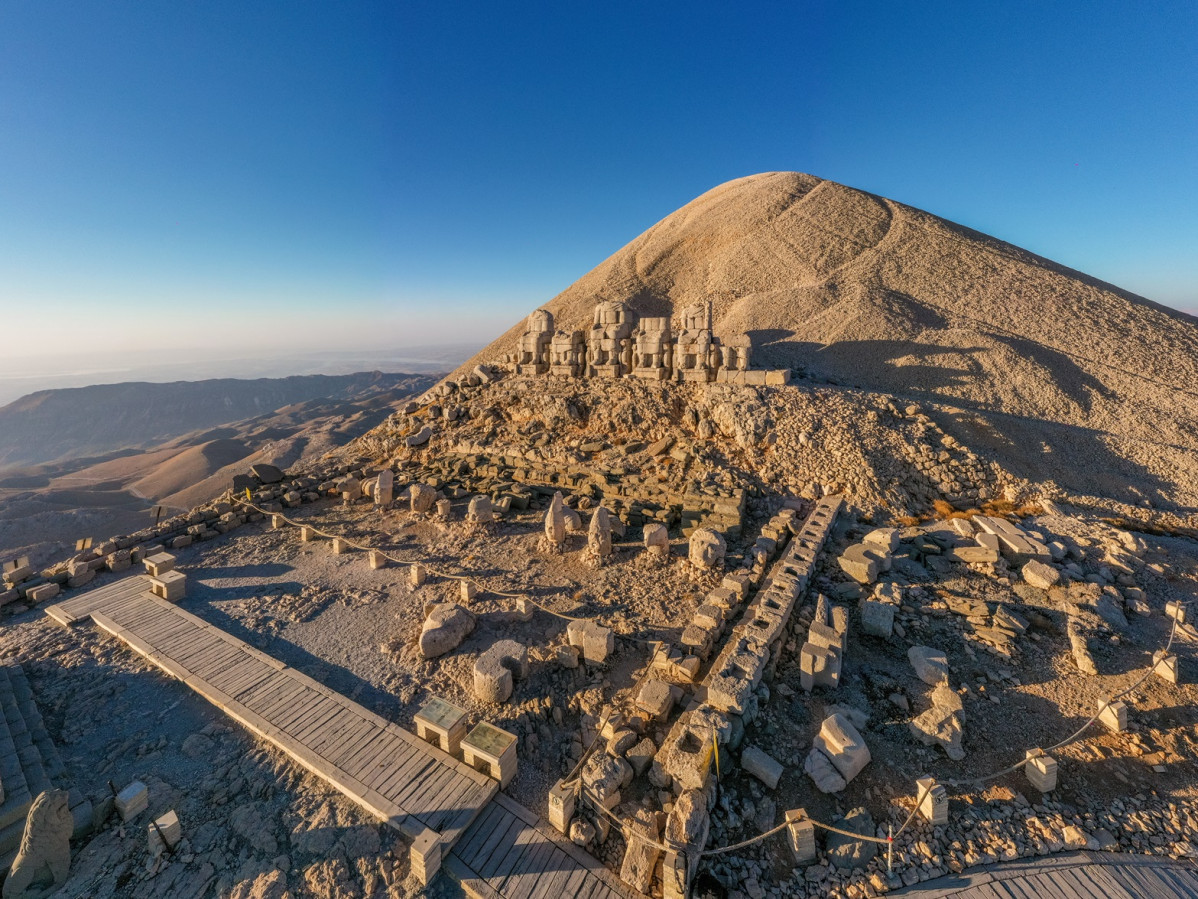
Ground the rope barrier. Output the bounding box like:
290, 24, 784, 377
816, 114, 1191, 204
233, 496, 612, 621
234, 495, 673, 648
942, 604, 1185, 788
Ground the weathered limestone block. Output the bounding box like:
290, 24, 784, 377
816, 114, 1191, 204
409, 564, 426, 587
786, 809, 817, 864
466, 495, 493, 524
4, 789, 72, 898
374, 469, 394, 508
582, 752, 631, 804
800, 642, 841, 691
806, 713, 870, 792
908, 646, 951, 685
472, 640, 528, 703
917, 777, 948, 825
567, 619, 614, 663
837, 544, 880, 584
419, 602, 475, 659
331, 537, 349, 554
26, 583, 60, 604
688, 528, 726, 570
1153, 650, 1179, 684
862, 527, 899, 553
826, 807, 877, 870
860, 600, 894, 638
548, 780, 576, 834
1025, 749, 1057, 792
635, 679, 675, 719
653, 710, 722, 792
1099, 700, 1127, 733
619, 807, 661, 895
587, 506, 613, 562
409, 484, 437, 514
803, 746, 846, 793
741, 744, 783, 790
1022, 559, 1060, 590
436, 498, 453, 519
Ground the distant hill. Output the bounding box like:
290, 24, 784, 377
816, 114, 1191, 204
0, 372, 432, 469
0, 371, 437, 567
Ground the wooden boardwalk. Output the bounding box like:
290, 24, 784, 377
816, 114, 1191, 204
46, 577, 497, 848
893, 851, 1198, 898
46, 576, 628, 897
444, 792, 627, 899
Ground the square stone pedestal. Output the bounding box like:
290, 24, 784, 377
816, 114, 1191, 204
143, 552, 177, 577
150, 570, 187, 602
414, 697, 468, 757
461, 721, 518, 788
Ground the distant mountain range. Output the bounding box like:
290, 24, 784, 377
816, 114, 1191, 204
0, 371, 437, 568
0, 372, 434, 469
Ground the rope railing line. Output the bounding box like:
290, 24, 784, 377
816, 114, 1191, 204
232, 496, 604, 615
942, 603, 1186, 788
238, 496, 685, 646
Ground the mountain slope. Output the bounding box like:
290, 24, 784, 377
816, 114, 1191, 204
460, 172, 1198, 509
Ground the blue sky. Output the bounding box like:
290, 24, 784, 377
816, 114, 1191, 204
1, 1, 1195, 369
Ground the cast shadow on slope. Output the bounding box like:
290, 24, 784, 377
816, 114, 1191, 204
755, 334, 1178, 509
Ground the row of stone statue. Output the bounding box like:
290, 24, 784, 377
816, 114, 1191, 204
514, 300, 752, 382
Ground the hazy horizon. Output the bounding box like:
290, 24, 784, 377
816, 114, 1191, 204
0, 343, 477, 407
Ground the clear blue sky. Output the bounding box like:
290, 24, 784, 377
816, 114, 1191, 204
2, 1, 1195, 365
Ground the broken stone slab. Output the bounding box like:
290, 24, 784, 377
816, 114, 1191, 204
251, 463, 284, 484
1022, 559, 1060, 590
619, 807, 661, 895
406, 426, 433, 447
1095, 591, 1128, 629
909, 683, 965, 761
740, 744, 783, 790
419, 602, 475, 659
946, 546, 1000, 564
567, 620, 614, 663
472, 640, 528, 703
837, 544, 879, 584
908, 646, 951, 685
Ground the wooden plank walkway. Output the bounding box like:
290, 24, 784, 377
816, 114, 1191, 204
46, 576, 629, 897
46, 577, 498, 848
892, 851, 1198, 898
444, 792, 628, 899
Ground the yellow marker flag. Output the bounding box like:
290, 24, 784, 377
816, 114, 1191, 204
712, 730, 720, 782
245, 487, 251, 501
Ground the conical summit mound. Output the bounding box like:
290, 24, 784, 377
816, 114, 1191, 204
459, 172, 1198, 511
